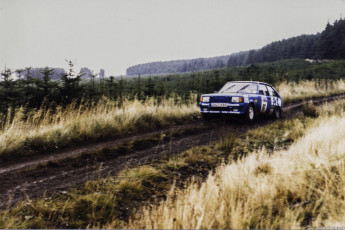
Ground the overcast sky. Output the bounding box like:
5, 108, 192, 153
1, 0, 345, 76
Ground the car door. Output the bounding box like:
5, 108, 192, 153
267, 85, 280, 112
258, 84, 270, 114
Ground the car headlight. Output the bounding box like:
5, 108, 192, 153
201, 96, 210, 103
231, 96, 243, 103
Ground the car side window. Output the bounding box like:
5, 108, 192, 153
267, 86, 278, 97
258, 84, 269, 96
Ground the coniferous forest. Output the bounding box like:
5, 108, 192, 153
127, 19, 345, 75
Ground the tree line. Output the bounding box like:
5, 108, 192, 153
144, 58, 345, 98
1, 58, 345, 118
0, 61, 167, 116
126, 18, 345, 75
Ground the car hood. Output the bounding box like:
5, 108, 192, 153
201, 93, 244, 97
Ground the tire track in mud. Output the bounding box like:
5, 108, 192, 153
0, 122, 249, 208
1, 94, 344, 208
0, 122, 204, 175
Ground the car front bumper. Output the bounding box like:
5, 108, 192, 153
199, 102, 247, 114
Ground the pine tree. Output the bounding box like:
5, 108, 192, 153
59, 60, 83, 104
144, 77, 155, 97
39, 67, 55, 97
15, 69, 25, 106
157, 81, 165, 97
88, 71, 98, 100
119, 76, 124, 105
137, 74, 142, 100
106, 76, 117, 100
212, 70, 221, 91
24, 67, 33, 104
0, 68, 13, 112
15, 69, 24, 83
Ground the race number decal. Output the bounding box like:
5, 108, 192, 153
261, 96, 267, 112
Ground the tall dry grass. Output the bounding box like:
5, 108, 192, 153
1, 79, 345, 159
276, 79, 345, 103
128, 103, 345, 228
0, 96, 199, 158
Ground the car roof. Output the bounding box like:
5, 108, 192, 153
228, 81, 275, 88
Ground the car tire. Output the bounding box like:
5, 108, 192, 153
245, 104, 255, 122
273, 107, 282, 119
202, 113, 213, 121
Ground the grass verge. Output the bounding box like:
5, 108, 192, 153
128, 100, 345, 229
1, 80, 344, 163
0, 96, 199, 162
0, 101, 326, 228
276, 79, 345, 104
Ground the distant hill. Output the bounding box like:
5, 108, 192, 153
19, 67, 105, 80
126, 18, 345, 75
21, 68, 66, 80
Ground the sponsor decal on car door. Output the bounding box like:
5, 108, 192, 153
272, 97, 277, 106
272, 97, 282, 107
261, 96, 267, 112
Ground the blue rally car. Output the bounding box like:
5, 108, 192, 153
199, 81, 283, 122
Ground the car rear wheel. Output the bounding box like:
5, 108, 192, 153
273, 107, 282, 119
245, 104, 255, 122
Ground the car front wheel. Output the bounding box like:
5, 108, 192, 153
202, 113, 213, 121
245, 104, 255, 122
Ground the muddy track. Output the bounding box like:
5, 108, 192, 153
1, 94, 344, 208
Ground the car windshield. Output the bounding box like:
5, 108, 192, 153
219, 82, 257, 94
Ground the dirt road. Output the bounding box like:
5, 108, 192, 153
1, 94, 344, 208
